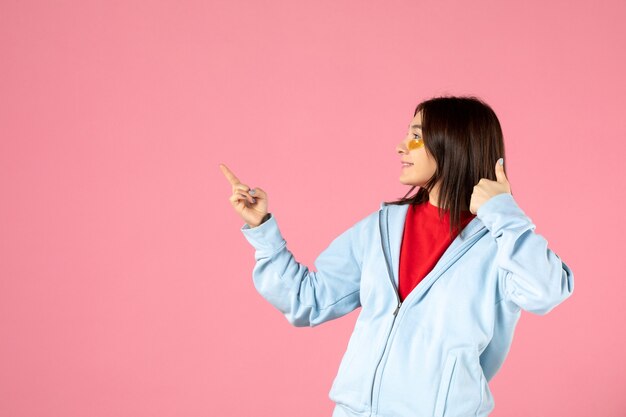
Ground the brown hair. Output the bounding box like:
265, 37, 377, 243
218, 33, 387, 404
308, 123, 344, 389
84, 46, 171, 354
385, 95, 509, 236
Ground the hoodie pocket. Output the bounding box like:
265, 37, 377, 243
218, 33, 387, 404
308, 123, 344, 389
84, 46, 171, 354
328, 318, 372, 414
434, 352, 457, 417
434, 348, 483, 417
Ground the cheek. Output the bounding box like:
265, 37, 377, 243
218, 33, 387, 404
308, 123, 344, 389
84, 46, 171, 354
423, 154, 437, 172
415, 152, 433, 168
429, 159, 438, 173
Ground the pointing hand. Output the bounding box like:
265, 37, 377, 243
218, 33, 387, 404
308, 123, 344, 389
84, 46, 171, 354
219, 163, 269, 228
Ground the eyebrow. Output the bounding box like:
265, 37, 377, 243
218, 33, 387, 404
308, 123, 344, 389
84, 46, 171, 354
409, 124, 422, 129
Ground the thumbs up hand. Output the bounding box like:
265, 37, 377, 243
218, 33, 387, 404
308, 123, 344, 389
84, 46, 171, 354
469, 158, 512, 215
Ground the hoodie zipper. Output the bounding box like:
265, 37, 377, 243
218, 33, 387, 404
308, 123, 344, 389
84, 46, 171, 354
381, 208, 403, 316
380, 207, 400, 312
386, 220, 403, 316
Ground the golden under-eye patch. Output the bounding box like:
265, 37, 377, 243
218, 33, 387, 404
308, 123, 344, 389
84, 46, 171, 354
408, 138, 424, 150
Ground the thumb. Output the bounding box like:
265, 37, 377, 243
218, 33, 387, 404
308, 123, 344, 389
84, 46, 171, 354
495, 158, 508, 184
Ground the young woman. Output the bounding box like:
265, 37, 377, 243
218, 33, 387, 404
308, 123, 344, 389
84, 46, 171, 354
219, 95, 575, 417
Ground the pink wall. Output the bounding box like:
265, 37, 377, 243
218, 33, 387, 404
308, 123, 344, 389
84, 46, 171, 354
1, 0, 624, 415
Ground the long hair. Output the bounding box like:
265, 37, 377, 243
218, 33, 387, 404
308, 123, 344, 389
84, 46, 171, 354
385, 95, 508, 236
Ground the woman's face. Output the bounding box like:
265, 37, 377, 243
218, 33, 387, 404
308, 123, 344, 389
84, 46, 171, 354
396, 111, 437, 187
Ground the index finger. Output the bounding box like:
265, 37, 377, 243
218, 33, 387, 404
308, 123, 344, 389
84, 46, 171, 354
219, 163, 241, 186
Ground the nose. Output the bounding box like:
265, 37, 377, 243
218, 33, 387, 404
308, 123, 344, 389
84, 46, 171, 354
396, 140, 408, 155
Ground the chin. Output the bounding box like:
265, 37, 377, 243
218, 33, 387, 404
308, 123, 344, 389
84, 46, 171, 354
399, 177, 420, 187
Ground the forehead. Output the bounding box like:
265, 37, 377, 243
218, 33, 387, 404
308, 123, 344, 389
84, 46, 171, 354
409, 111, 422, 129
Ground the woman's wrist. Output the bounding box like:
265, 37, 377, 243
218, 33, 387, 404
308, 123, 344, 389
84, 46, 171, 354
248, 213, 271, 228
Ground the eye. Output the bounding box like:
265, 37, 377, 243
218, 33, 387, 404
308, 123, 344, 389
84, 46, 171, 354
412, 132, 421, 139
407, 137, 424, 151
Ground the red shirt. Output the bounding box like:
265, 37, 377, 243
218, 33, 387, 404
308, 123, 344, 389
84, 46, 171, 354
398, 200, 476, 302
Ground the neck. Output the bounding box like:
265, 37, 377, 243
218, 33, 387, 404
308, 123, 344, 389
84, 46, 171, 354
427, 183, 471, 212
428, 182, 441, 208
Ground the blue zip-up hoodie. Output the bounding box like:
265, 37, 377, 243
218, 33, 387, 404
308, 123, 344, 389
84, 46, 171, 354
240, 193, 574, 417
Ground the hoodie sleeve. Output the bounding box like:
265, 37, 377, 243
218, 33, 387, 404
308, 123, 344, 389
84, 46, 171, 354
240, 213, 364, 327
476, 193, 575, 315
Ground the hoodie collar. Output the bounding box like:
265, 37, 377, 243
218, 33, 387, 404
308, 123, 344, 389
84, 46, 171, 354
379, 201, 486, 287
